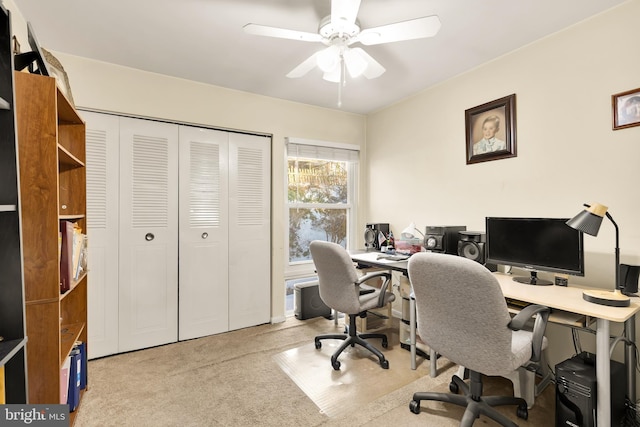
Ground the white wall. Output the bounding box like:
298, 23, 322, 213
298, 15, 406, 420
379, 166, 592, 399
4, 0, 368, 323
366, 0, 640, 369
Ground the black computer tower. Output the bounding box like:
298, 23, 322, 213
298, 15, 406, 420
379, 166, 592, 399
294, 281, 331, 320
555, 352, 625, 427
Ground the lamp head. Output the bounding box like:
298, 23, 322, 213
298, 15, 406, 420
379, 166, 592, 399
401, 222, 424, 239
566, 203, 608, 236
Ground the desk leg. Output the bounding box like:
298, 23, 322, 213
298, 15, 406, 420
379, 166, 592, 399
626, 315, 636, 404
596, 318, 611, 427
410, 296, 416, 370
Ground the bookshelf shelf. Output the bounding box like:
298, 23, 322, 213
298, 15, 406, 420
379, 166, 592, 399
58, 144, 84, 168
0, 339, 27, 367
59, 214, 85, 220
0, 96, 8, 110
15, 71, 87, 418
0, 205, 16, 212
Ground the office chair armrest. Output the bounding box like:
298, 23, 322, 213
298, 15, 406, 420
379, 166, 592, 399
355, 271, 392, 307
508, 304, 550, 362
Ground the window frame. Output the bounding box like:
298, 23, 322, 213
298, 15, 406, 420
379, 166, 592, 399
284, 137, 359, 280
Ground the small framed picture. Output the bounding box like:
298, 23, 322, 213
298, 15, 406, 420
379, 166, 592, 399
612, 88, 640, 130
465, 94, 517, 165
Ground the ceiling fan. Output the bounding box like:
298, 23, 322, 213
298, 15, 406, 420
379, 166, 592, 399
243, 0, 441, 104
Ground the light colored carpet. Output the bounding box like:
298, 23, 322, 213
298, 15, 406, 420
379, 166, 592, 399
74, 315, 555, 426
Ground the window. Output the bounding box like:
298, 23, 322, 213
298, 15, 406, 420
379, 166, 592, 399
284, 138, 359, 312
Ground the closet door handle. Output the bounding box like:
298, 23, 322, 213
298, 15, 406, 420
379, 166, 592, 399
145, 233, 155, 241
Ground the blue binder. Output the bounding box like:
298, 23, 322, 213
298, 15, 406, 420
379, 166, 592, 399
76, 341, 88, 390
67, 349, 81, 412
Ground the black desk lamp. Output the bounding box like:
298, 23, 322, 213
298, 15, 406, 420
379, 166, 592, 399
566, 203, 630, 307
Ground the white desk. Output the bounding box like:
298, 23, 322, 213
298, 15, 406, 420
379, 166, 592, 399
350, 250, 640, 426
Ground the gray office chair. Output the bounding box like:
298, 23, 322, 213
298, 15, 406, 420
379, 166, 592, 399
310, 241, 396, 370
407, 252, 549, 426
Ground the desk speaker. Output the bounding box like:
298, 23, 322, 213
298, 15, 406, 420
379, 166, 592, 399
425, 225, 466, 254
366, 223, 389, 250
457, 231, 485, 263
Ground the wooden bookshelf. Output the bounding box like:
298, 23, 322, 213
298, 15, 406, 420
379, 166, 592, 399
15, 71, 87, 422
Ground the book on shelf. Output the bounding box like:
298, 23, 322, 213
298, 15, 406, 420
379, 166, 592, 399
71, 227, 83, 280
60, 355, 71, 404
74, 234, 88, 280
59, 220, 74, 293
60, 220, 87, 291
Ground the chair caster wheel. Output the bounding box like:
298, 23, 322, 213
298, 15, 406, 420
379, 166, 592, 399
382, 340, 388, 348
409, 400, 420, 414
315, 340, 321, 349
516, 403, 528, 420
449, 381, 459, 394
332, 360, 341, 370
380, 359, 389, 369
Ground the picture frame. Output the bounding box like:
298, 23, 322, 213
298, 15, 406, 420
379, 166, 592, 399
465, 94, 517, 165
612, 87, 640, 130
42, 47, 75, 107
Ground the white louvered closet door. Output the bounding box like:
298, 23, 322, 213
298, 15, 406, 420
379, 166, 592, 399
228, 133, 271, 330
178, 126, 230, 340
118, 117, 179, 352
84, 111, 120, 359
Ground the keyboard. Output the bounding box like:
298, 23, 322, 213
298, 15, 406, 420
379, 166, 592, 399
505, 298, 531, 309
376, 254, 410, 261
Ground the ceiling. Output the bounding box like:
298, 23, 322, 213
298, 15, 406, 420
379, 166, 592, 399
12, 0, 626, 115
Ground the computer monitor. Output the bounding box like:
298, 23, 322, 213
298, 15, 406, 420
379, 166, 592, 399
485, 217, 584, 285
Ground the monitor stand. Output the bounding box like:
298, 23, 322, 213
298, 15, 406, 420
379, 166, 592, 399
513, 271, 553, 286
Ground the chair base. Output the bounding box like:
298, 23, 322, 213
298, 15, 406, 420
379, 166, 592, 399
315, 313, 389, 370
409, 371, 528, 427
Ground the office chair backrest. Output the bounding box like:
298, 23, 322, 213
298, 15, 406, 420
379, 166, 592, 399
309, 241, 363, 315
408, 252, 516, 376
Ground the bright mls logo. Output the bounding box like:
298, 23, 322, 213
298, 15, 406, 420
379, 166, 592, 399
1, 405, 68, 426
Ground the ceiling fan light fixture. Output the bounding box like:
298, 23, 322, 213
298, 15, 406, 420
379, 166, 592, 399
343, 48, 368, 78
316, 45, 340, 73
323, 66, 341, 83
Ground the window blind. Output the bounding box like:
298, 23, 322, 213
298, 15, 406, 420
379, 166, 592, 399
285, 137, 359, 162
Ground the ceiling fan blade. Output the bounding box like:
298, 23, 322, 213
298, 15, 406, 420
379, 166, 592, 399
243, 23, 323, 43
355, 15, 441, 46
286, 52, 322, 78
331, 0, 361, 27
345, 48, 385, 79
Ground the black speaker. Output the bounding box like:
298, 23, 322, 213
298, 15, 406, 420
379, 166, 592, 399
294, 281, 331, 320
365, 223, 389, 250
457, 231, 486, 263
620, 263, 640, 295
555, 352, 625, 427
424, 226, 466, 254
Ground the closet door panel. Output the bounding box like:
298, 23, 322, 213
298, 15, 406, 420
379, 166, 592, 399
118, 118, 179, 352
228, 133, 271, 330
84, 111, 120, 359
178, 126, 229, 340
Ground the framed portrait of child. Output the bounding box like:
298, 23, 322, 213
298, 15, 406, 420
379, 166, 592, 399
612, 88, 640, 130
465, 94, 517, 165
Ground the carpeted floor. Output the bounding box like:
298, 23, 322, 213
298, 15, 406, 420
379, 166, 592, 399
74, 315, 555, 426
